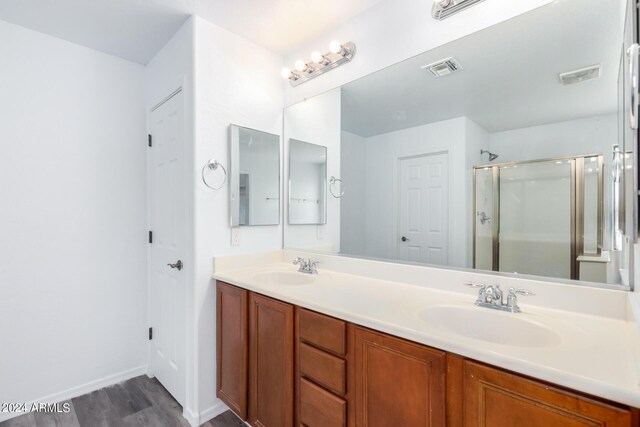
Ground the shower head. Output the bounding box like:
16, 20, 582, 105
481, 150, 498, 161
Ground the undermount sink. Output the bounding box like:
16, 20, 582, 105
419, 305, 561, 348
253, 271, 315, 286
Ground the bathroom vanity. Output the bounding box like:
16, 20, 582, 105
213, 254, 640, 427
215, 0, 640, 425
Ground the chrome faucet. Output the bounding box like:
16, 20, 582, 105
465, 283, 535, 313
293, 257, 319, 274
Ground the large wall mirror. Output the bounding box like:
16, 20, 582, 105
230, 125, 280, 226
283, 0, 638, 289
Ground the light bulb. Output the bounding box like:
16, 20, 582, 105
329, 40, 343, 54
311, 51, 324, 63
280, 67, 292, 79
294, 60, 307, 72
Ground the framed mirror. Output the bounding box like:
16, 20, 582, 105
288, 139, 327, 225
283, 0, 637, 289
229, 125, 280, 227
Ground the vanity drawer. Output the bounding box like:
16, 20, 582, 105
299, 343, 346, 395
298, 308, 346, 356
300, 378, 346, 427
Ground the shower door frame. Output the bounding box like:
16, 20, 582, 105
472, 154, 604, 281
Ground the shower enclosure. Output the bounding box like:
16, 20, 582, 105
473, 155, 603, 281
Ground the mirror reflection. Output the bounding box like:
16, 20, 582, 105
289, 139, 327, 225
230, 125, 280, 227
284, 0, 634, 287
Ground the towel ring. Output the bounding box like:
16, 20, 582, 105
202, 159, 227, 190
329, 176, 345, 198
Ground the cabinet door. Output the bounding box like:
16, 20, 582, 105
463, 361, 636, 427
216, 282, 248, 420
249, 293, 294, 427
350, 326, 446, 427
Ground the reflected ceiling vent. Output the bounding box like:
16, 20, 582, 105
559, 65, 601, 85
421, 57, 463, 78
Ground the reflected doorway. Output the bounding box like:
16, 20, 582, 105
398, 152, 449, 265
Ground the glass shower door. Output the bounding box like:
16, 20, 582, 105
498, 160, 573, 279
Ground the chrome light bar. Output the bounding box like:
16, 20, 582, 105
282, 41, 356, 87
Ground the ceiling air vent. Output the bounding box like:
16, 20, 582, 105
421, 57, 463, 78
559, 65, 601, 85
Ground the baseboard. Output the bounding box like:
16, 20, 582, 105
0, 365, 148, 423
183, 400, 229, 427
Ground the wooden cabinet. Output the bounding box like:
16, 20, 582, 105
216, 282, 248, 420
461, 361, 637, 427
216, 282, 639, 427
249, 293, 294, 427
349, 325, 446, 427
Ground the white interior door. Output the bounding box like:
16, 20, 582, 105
398, 153, 449, 265
149, 89, 186, 405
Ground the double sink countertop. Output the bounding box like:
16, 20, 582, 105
212, 250, 640, 408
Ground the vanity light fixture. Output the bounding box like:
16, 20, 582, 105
432, 0, 485, 20
281, 40, 356, 87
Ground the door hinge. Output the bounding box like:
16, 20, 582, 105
148, 231, 153, 244
148, 134, 152, 147
148, 327, 153, 340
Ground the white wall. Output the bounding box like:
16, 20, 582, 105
283, 0, 553, 106
465, 119, 488, 267
0, 19, 147, 416
144, 16, 197, 418
488, 114, 618, 164
341, 117, 469, 266
284, 88, 341, 253
339, 118, 486, 268
193, 15, 284, 417
340, 131, 367, 255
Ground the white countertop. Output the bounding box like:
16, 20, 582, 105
212, 253, 640, 408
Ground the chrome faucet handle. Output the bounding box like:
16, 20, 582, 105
464, 282, 486, 289
293, 257, 304, 265
506, 287, 535, 311
510, 288, 536, 296
465, 283, 487, 304
309, 260, 320, 274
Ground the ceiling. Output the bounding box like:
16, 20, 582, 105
194, 0, 385, 56
0, 0, 193, 64
0, 0, 384, 64
341, 0, 625, 136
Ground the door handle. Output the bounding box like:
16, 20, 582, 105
401, 236, 410, 242
167, 260, 183, 271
